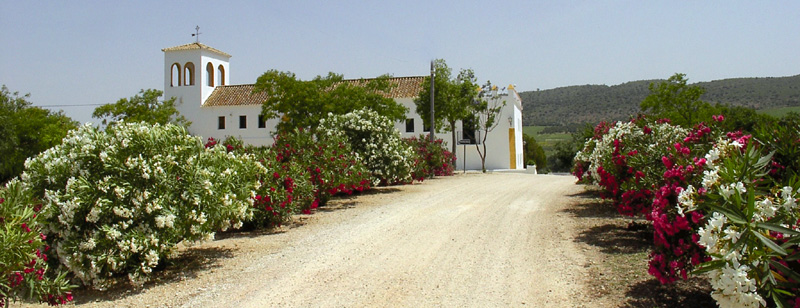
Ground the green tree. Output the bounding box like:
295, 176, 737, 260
470, 81, 506, 172
549, 123, 593, 173
92, 89, 189, 126
640, 73, 715, 127
713, 103, 772, 133
0, 85, 78, 184
253, 70, 408, 134
414, 59, 479, 154
522, 133, 547, 173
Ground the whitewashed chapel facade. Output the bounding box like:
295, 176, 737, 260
162, 42, 524, 170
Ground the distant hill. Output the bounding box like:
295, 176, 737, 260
519, 74, 800, 128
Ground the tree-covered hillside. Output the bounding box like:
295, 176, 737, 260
519, 74, 800, 128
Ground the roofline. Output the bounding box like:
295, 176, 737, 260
162, 42, 232, 58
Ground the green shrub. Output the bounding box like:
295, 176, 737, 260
318, 109, 415, 185
404, 135, 455, 180
21, 122, 260, 288
271, 128, 371, 209
0, 180, 74, 306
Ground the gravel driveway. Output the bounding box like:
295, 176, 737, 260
31, 173, 595, 307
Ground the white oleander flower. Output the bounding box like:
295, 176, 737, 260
86, 207, 102, 223
720, 185, 733, 199
145, 250, 159, 267
676, 185, 696, 215
781, 186, 797, 209
733, 182, 746, 195
702, 168, 720, 188
722, 227, 742, 244
706, 148, 720, 164
754, 198, 776, 221
79, 238, 96, 251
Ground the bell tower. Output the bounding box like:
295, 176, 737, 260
162, 41, 231, 128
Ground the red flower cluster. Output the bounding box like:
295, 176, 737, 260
204, 137, 242, 153
44, 292, 73, 306
643, 121, 722, 284
263, 129, 371, 218
574, 116, 735, 285
593, 121, 614, 139
404, 136, 456, 181
594, 135, 652, 217
649, 180, 708, 284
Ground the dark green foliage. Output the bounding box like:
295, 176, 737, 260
639, 74, 777, 131
640, 73, 715, 127
522, 133, 547, 173
697, 75, 800, 109
92, 89, 189, 127
548, 124, 593, 173
253, 70, 408, 134
547, 140, 577, 173
519, 81, 654, 127
712, 104, 773, 133
518, 74, 800, 129
753, 113, 800, 182
404, 135, 456, 180
414, 59, 479, 154
0, 85, 78, 184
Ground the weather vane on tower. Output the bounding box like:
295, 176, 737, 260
192, 26, 201, 43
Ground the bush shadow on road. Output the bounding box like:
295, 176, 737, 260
564, 187, 651, 255
566, 186, 714, 307
317, 187, 402, 212
563, 189, 619, 219
575, 222, 651, 255
621, 278, 715, 308
68, 246, 234, 304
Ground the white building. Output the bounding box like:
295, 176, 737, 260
162, 42, 524, 170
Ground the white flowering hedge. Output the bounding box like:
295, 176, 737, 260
21, 122, 261, 289
318, 109, 416, 185
575, 115, 800, 307
574, 120, 688, 187
681, 139, 800, 308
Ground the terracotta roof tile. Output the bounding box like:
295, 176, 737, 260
203, 76, 425, 107
204, 84, 269, 107
338, 76, 425, 99
162, 43, 232, 58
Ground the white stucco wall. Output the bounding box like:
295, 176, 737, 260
165, 47, 235, 142
164, 44, 524, 170
395, 90, 524, 171
191, 105, 279, 147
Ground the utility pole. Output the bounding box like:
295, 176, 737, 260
429, 60, 435, 142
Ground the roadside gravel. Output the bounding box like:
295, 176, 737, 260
24, 173, 600, 307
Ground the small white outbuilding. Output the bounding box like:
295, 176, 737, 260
162, 42, 524, 171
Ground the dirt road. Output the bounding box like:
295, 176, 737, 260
54, 173, 596, 307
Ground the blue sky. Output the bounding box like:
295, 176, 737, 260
2, 1, 799, 124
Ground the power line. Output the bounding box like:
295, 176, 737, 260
36, 104, 104, 107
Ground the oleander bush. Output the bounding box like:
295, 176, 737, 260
1, 180, 74, 306
271, 128, 370, 209
404, 135, 456, 181
318, 109, 416, 185
8, 110, 446, 299
573, 114, 800, 307
21, 122, 260, 289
